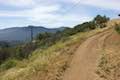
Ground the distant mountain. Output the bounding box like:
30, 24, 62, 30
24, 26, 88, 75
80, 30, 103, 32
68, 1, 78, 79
0, 26, 65, 42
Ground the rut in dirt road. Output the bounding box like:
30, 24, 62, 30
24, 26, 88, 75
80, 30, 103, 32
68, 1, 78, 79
63, 29, 112, 80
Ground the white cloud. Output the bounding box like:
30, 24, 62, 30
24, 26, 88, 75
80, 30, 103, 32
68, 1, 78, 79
48, 15, 92, 27
2, 0, 119, 28
0, 0, 36, 7
0, 4, 60, 16
0, 3, 92, 28
31, 5, 61, 13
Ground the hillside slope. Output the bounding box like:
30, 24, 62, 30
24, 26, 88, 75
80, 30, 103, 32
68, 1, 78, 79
0, 24, 110, 80
0, 19, 120, 80
63, 19, 120, 80
63, 27, 112, 80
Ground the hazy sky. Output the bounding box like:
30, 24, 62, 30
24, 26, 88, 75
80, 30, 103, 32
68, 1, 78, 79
0, 0, 119, 29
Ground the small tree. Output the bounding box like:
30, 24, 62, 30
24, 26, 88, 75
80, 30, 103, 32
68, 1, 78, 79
93, 15, 110, 28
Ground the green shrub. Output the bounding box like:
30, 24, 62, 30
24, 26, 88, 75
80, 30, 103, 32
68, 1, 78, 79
74, 21, 96, 32
0, 47, 15, 64
15, 43, 37, 60
115, 24, 120, 34
0, 59, 17, 70
93, 15, 109, 28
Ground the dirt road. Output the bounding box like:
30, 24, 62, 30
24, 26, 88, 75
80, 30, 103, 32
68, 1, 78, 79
63, 29, 112, 80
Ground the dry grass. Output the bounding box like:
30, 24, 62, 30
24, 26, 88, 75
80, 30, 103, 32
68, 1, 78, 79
96, 21, 120, 80
0, 27, 109, 80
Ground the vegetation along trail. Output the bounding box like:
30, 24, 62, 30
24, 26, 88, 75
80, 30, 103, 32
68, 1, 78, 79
63, 28, 113, 80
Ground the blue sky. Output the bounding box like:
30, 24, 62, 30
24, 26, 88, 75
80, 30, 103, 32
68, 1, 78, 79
0, 0, 119, 29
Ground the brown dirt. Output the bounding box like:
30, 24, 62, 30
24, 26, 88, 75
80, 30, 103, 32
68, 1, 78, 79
62, 28, 113, 80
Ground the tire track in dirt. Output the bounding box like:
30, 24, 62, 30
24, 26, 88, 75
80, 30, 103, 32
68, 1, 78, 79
62, 29, 112, 80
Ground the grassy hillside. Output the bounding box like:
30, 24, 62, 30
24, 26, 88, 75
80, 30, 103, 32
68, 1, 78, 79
0, 27, 110, 80
0, 15, 110, 80
96, 19, 120, 80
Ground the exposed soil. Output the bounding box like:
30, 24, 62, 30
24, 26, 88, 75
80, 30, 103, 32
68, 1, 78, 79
62, 28, 113, 80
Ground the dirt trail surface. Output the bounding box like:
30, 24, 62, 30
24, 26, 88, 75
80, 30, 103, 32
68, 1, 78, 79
63, 29, 112, 80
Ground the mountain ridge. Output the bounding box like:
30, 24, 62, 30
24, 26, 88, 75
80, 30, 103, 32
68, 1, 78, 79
0, 26, 66, 42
